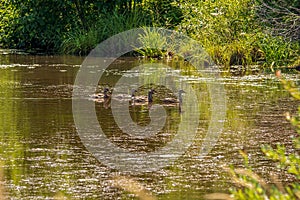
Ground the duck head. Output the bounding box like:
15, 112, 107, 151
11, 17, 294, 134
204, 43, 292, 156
103, 88, 110, 98
178, 89, 185, 94
131, 89, 138, 99
178, 90, 185, 103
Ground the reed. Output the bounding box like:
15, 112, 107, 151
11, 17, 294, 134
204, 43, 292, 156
60, 9, 151, 55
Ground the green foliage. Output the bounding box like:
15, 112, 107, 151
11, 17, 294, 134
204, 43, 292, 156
60, 0, 183, 55
0, 0, 80, 51
257, 35, 300, 67
177, 0, 299, 68
178, 0, 260, 67
0, 0, 181, 53
0, 1, 17, 47
0, 0, 135, 51
0, 0, 298, 68
60, 28, 99, 55
179, 0, 257, 43
263, 144, 300, 179
143, 0, 183, 28
229, 78, 300, 199
135, 28, 167, 58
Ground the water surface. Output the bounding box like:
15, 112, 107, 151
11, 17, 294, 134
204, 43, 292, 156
0, 53, 298, 199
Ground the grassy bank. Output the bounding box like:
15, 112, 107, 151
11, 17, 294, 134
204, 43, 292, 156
0, 0, 299, 68
177, 0, 299, 68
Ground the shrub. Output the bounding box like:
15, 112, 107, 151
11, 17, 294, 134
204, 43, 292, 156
257, 34, 300, 68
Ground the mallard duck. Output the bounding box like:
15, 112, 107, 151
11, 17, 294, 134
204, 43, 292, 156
148, 89, 155, 103
90, 88, 111, 108
90, 88, 110, 100
130, 89, 146, 104
162, 90, 185, 105
129, 89, 154, 104
111, 89, 136, 101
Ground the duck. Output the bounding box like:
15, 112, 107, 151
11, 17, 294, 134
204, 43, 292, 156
90, 88, 110, 100
148, 89, 155, 103
161, 90, 185, 113
147, 89, 155, 109
90, 88, 111, 108
162, 90, 185, 105
130, 89, 155, 106
130, 89, 146, 104
111, 89, 137, 101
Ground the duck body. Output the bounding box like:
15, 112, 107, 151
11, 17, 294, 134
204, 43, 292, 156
147, 89, 155, 103
131, 95, 147, 104
161, 90, 185, 105
112, 89, 138, 101
90, 88, 109, 98
162, 97, 179, 104
110, 89, 146, 105
89, 88, 111, 104
130, 89, 154, 106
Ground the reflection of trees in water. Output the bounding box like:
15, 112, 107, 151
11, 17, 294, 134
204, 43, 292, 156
1, 56, 299, 199
97, 102, 181, 152
0, 69, 27, 186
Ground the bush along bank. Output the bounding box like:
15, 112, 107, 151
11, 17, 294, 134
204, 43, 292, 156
0, 0, 299, 69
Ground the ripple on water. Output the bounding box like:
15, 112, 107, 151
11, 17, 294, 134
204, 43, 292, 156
0, 57, 299, 199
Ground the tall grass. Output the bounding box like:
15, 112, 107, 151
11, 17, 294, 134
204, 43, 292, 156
61, 28, 99, 55
135, 27, 168, 58
61, 9, 151, 55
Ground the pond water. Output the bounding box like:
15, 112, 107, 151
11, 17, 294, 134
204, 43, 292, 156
0, 53, 298, 199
